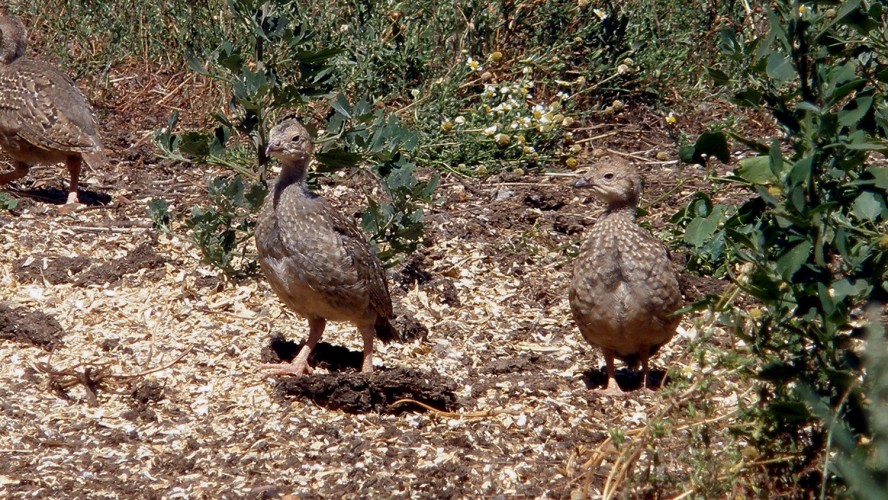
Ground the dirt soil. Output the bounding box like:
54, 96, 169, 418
0, 68, 759, 498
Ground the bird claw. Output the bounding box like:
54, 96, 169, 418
595, 383, 626, 397
259, 361, 312, 378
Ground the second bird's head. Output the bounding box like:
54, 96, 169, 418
573, 156, 641, 207
266, 119, 314, 165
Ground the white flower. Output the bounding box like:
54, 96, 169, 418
483, 84, 496, 98
557, 91, 569, 100
522, 66, 532, 75
593, 8, 608, 20
483, 125, 498, 136
454, 116, 466, 125
410, 89, 420, 98
467, 57, 483, 71
500, 86, 511, 94
617, 63, 631, 75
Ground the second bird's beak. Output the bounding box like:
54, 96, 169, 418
574, 177, 590, 189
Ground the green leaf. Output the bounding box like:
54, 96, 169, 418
684, 217, 718, 247
737, 156, 777, 184
777, 240, 812, 279
683, 132, 730, 165
866, 167, 888, 189
331, 94, 352, 120
706, 67, 730, 86
851, 192, 883, 221
839, 96, 874, 127
766, 52, 795, 85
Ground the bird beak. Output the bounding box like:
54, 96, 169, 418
573, 177, 590, 189
265, 141, 278, 157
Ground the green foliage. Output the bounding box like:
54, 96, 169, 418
678, 0, 888, 491
186, 176, 268, 277
829, 315, 888, 498
319, 95, 438, 266
0, 193, 18, 211
182, 0, 339, 168
151, 0, 435, 274
147, 198, 171, 231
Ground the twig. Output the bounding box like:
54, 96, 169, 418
390, 398, 520, 420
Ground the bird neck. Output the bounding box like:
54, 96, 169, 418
0, 23, 26, 64
274, 159, 309, 190
605, 203, 637, 219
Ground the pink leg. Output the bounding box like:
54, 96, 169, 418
0, 161, 30, 186
597, 349, 624, 396
261, 318, 326, 377
359, 324, 376, 373
640, 349, 654, 391
65, 156, 82, 205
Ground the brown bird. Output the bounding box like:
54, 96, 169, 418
569, 157, 682, 394
255, 119, 399, 376
0, 15, 105, 207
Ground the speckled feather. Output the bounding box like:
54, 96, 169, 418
0, 16, 104, 168
255, 120, 397, 343
569, 158, 682, 364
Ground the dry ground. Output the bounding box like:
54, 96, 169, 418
0, 71, 757, 498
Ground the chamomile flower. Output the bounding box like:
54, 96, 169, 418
454, 116, 466, 125
666, 112, 678, 124
483, 125, 498, 136
467, 57, 483, 71
495, 133, 510, 145
593, 8, 608, 20
441, 118, 454, 132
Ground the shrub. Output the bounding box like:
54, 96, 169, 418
678, 0, 888, 491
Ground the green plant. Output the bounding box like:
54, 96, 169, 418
678, 0, 888, 491
0, 192, 18, 211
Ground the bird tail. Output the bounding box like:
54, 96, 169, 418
82, 150, 107, 169
374, 315, 400, 343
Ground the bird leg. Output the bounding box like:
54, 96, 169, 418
261, 318, 326, 377
359, 324, 376, 373
65, 155, 82, 205
640, 349, 654, 391
0, 161, 29, 186
597, 349, 624, 396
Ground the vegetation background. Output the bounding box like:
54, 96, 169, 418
3, 0, 887, 496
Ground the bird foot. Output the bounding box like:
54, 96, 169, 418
595, 383, 626, 397
259, 361, 312, 378
58, 202, 82, 215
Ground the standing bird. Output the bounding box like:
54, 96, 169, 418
0, 15, 105, 207
255, 119, 399, 376
569, 157, 682, 394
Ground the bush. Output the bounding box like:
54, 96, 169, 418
678, 0, 888, 491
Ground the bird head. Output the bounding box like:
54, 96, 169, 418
266, 119, 314, 166
0, 16, 27, 64
574, 157, 641, 208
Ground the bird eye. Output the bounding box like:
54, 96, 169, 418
603, 172, 615, 180
291, 135, 302, 143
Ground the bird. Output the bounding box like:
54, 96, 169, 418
569, 156, 682, 394
255, 118, 399, 376
0, 15, 105, 207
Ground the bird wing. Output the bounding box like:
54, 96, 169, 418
325, 202, 394, 319
259, 187, 392, 319
0, 59, 103, 155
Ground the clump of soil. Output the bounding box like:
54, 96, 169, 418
74, 242, 167, 286
13, 255, 91, 284
275, 368, 458, 414
0, 303, 65, 350
13, 242, 167, 286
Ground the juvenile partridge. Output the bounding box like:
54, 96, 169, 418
255, 119, 399, 376
569, 157, 682, 393
0, 15, 105, 206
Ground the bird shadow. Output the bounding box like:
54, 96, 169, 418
262, 334, 364, 373
263, 334, 459, 414
581, 366, 669, 392
10, 186, 111, 206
